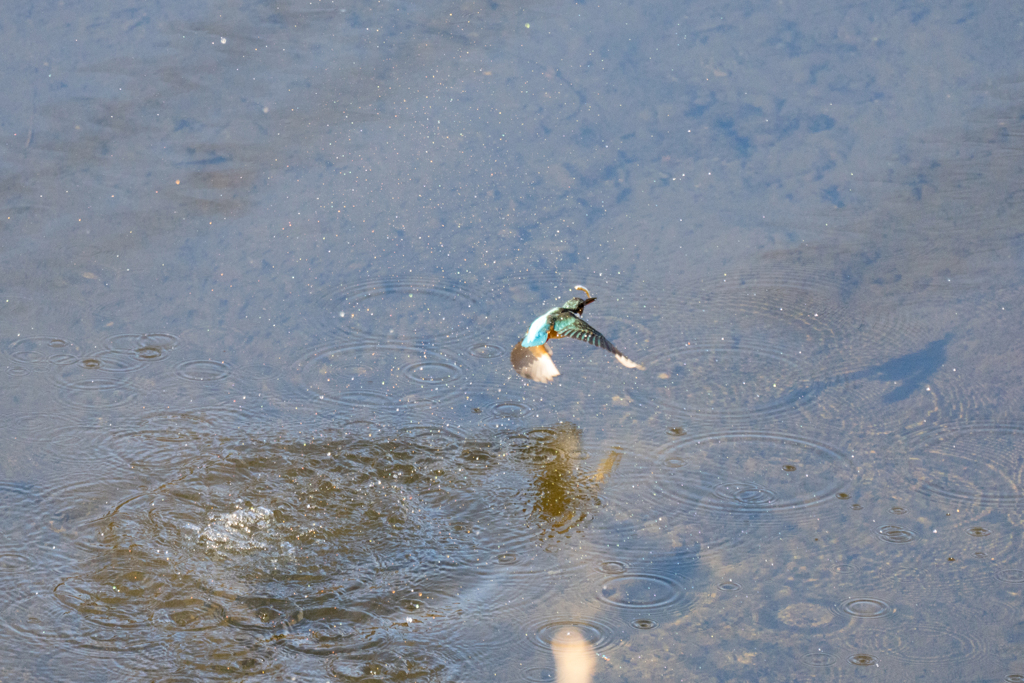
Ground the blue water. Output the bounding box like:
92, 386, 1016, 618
2, 0, 1023, 680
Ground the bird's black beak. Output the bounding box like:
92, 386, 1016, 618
583, 297, 597, 306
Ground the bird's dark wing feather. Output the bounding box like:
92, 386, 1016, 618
553, 315, 621, 354
553, 313, 645, 370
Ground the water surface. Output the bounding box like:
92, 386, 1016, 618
2, 0, 1024, 680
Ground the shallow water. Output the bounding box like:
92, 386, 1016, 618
2, 0, 1024, 681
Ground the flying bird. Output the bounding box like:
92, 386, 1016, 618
511, 285, 644, 383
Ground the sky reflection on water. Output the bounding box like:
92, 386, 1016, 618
2, 0, 1024, 680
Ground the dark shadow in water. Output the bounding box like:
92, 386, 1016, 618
778, 333, 952, 407
844, 332, 952, 403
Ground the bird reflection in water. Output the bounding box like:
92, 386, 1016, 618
520, 423, 621, 539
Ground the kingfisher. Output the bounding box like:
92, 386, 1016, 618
511, 285, 644, 383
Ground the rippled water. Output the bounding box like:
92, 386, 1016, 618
2, 0, 1024, 680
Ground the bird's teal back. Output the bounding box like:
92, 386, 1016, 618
521, 308, 560, 347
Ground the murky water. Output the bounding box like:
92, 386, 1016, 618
2, 0, 1024, 680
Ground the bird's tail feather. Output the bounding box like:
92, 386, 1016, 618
614, 354, 644, 371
